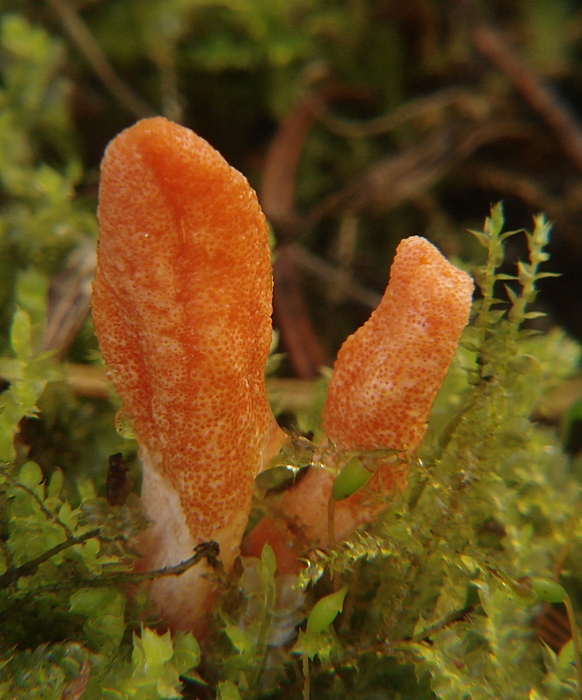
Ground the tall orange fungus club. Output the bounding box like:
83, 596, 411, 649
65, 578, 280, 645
92, 117, 283, 633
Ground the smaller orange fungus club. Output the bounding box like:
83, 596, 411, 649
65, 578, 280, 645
92, 117, 283, 631
243, 238, 474, 574
323, 236, 474, 454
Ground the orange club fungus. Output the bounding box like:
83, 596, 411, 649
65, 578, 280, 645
92, 116, 474, 631
92, 117, 285, 634
323, 236, 474, 455
245, 237, 474, 569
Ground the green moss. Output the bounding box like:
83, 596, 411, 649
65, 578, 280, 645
225, 204, 582, 699
2, 160, 582, 697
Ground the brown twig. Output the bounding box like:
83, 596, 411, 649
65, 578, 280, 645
475, 167, 559, 218
260, 96, 316, 236
61, 659, 91, 700
65, 363, 110, 400
46, 0, 154, 119
260, 85, 373, 239
42, 240, 96, 360
261, 90, 342, 377
289, 245, 382, 310
473, 23, 582, 175
0, 541, 221, 626
273, 245, 329, 378
0, 528, 101, 589
151, 43, 183, 123
313, 86, 476, 138
306, 121, 529, 227
60, 659, 91, 700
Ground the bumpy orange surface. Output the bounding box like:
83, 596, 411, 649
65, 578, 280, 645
323, 236, 473, 454
244, 237, 473, 574
92, 117, 278, 551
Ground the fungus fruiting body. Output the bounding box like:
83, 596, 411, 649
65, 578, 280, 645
323, 236, 474, 454
93, 116, 474, 630
92, 117, 284, 632
248, 237, 474, 567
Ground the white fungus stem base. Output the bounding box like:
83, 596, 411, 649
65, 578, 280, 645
136, 447, 241, 637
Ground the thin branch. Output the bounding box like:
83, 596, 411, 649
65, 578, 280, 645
305, 121, 528, 228
0, 528, 101, 589
0, 538, 220, 626
46, 0, 154, 119
473, 24, 582, 175
290, 244, 382, 310
409, 604, 477, 643
2, 540, 219, 598
98, 540, 221, 586
313, 87, 471, 138
273, 245, 329, 378
8, 477, 75, 540
260, 84, 373, 238
154, 44, 183, 123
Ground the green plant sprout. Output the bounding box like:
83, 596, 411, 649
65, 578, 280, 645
327, 449, 405, 544
294, 585, 349, 700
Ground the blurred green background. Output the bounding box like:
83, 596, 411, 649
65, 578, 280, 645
3, 0, 582, 476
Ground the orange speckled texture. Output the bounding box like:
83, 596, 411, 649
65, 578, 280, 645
323, 236, 473, 454
92, 117, 277, 551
